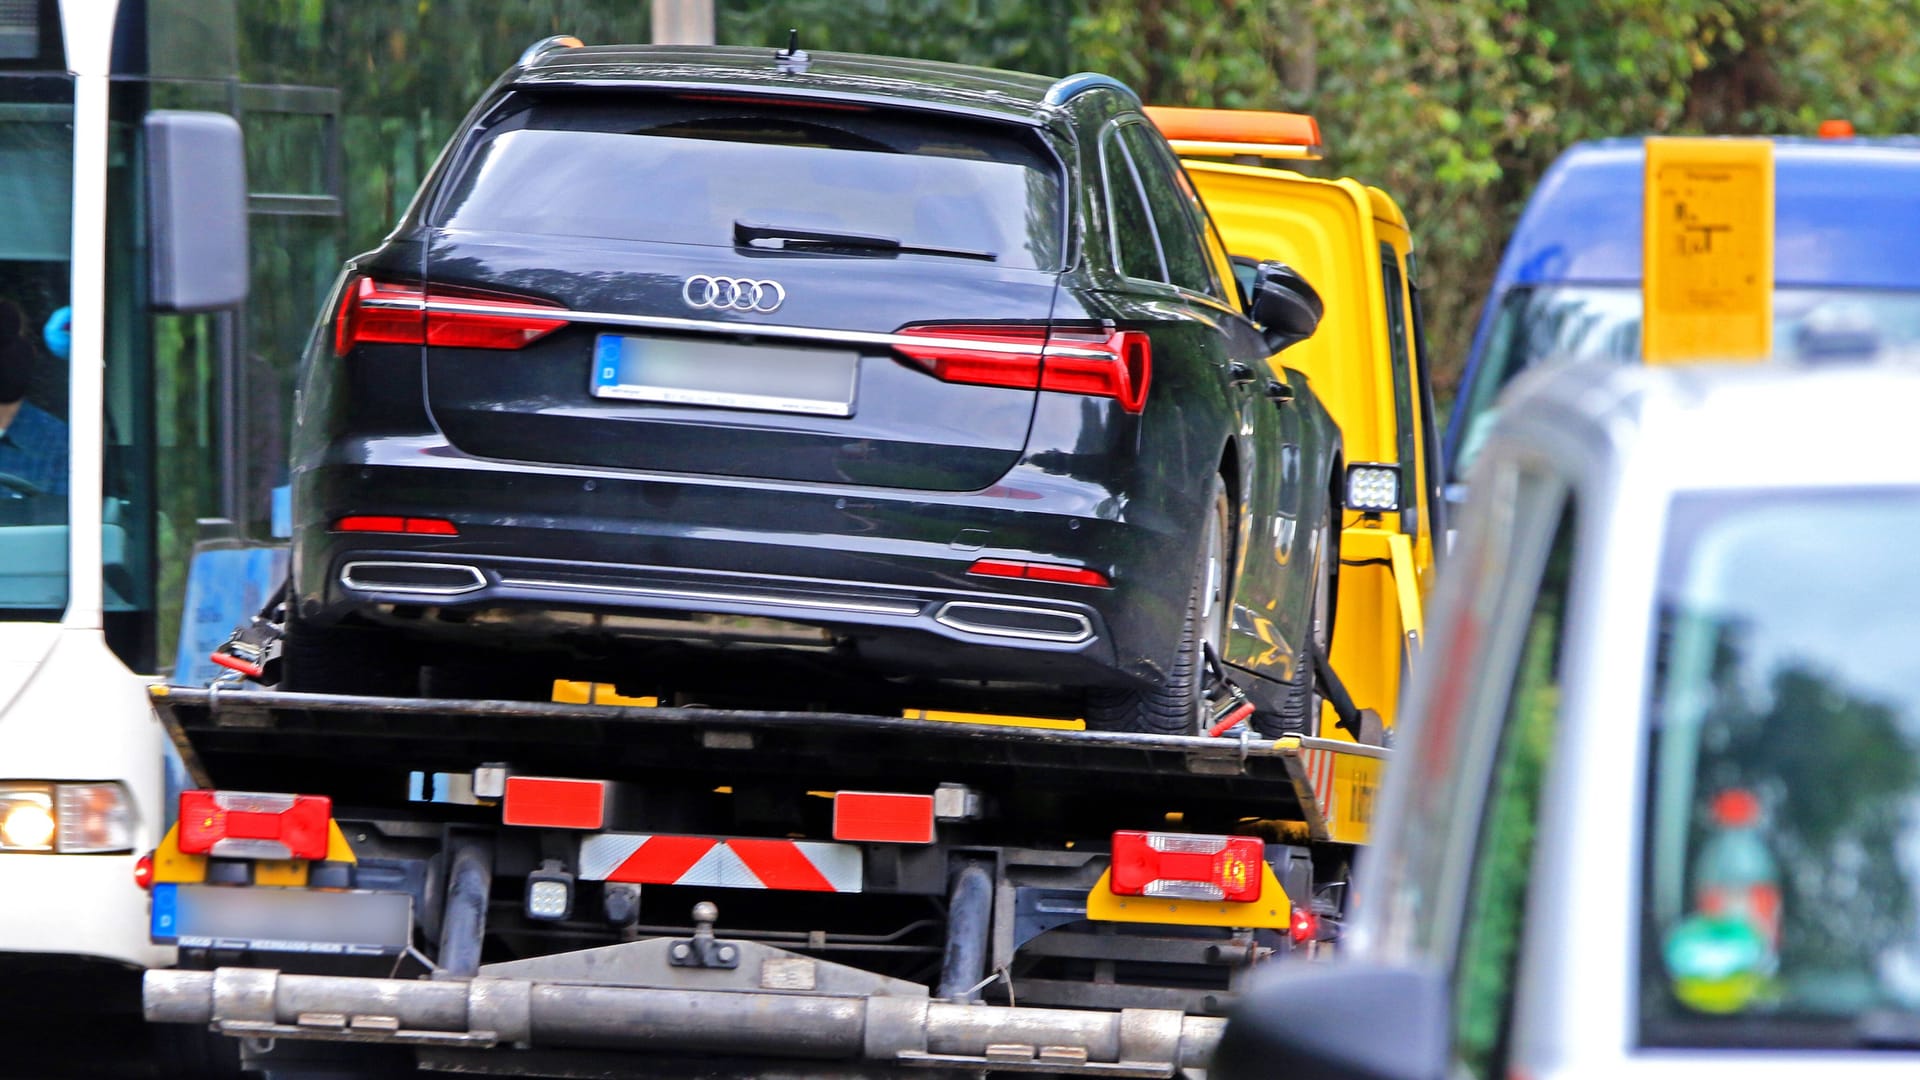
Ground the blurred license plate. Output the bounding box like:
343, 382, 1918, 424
591, 335, 858, 417
150, 882, 411, 956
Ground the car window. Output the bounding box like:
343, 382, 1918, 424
436, 94, 1067, 271
1451, 497, 1575, 1080
1640, 488, 1920, 1048
1101, 130, 1165, 283
1364, 460, 1568, 961
1199, 215, 1243, 314
1117, 122, 1214, 297
1451, 284, 1920, 481
1379, 245, 1419, 537
1407, 257, 1447, 542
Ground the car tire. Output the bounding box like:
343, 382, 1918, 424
280, 618, 423, 697
1086, 476, 1230, 736
1264, 498, 1334, 736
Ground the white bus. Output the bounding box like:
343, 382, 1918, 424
0, 0, 330, 1019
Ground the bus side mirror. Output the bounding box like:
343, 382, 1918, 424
145, 110, 249, 312
1251, 261, 1323, 354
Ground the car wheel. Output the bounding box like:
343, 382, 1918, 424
280, 618, 423, 697
1086, 476, 1230, 735
1264, 499, 1333, 737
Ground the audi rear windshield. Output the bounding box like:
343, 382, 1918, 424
433, 93, 1067, 271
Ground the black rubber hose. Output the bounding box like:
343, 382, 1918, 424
437, 834, 493, 977
1311, 642, 1364, 740
935, 861, 995, 1003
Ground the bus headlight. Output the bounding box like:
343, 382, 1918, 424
0, 787, 56, 850
0, 782, 133, 853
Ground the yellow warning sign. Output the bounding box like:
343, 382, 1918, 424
1642, 138, 1773, 364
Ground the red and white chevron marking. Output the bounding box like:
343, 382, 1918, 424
1300, 747, 1338, 824
578, 833, 863, 893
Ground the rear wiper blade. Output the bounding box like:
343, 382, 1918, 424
733, 220, 997, 262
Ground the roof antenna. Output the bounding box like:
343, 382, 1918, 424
775, 27, 809, 71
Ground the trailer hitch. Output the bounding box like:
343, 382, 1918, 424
668, 901, 740, 970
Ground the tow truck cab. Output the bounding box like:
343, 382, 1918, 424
1149, 107, 1441, 737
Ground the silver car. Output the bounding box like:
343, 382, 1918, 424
1215, 359, 1920, 1078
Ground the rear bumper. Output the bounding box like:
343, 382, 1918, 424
292, 439, 1195, 687
0, 852, 174, 972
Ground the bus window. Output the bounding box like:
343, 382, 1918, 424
0, 76, 73, 618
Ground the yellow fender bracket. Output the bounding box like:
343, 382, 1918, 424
1388, 531, 1425, 650
150, 819, 356, 888
1084, 864, 1291, 930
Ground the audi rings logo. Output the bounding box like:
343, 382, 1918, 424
683, 275, 786, 313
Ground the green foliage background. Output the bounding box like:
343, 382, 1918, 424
235, 0, 1920, 397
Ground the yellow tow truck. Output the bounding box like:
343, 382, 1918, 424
1148, 107, 1442, 742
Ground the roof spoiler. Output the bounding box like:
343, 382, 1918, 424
1144, 105, 1325, 162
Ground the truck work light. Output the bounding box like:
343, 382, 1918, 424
526, 860, 575, 921
1344, 463, 1402, 513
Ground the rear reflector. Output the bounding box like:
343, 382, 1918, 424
1290, 908, 1321, 944
503, 777, 608, 830
968, 558, 1111, 588
1109, 830, 1263, 903
334, 276, 568, 355
332, 515, 459, 536
177, 790, 332, 861
894, 324, 1151, 413
833, 792, 936, 844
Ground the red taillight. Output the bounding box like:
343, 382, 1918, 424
1109, 831, 1263, 903
1289, 908, 1320, 944
332, 515, 459, 536
177, 790, 332, 861
133, 852, 155, 890
967, 558, 1111, 588
833, 791, 936, 844
502, 777, 609, 830
333, 276, 568, 355
893, 324, 1151, 413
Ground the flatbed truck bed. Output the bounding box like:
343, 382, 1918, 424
142, 686, 1384, 1077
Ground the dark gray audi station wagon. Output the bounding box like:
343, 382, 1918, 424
289, 38, 1343, 734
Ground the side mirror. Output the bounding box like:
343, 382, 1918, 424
1212, 962, 1450, 1080
1250, 261, 1323, 354
145, 110, 249, 312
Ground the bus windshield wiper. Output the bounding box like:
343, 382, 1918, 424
734, 221, 997, 262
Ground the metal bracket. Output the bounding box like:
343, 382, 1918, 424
667, 902, 740, 970
896, 1049, 1173, 1077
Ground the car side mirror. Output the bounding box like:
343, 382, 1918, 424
1212, 961, 1450, 1080
1250, 261, 1323, 354
145, 110, 250, 312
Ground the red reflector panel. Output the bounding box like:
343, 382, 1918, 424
833, 792, 936, 844
1109, 831, 1263, 903
177, 790, 332, 861
967, 559, 1110, 588
332, 515, 459, 536
503, 777, 608, 830
334, 275, 568, 355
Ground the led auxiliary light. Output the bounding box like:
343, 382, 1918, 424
1345, 463, 1402, 514
526, 860, 575, 921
